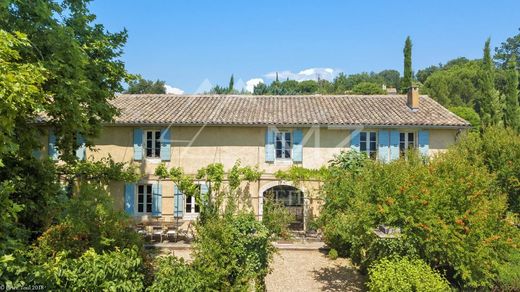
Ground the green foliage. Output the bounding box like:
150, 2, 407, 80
367, 257, 450, 292
125, 75, 166, 94
456, 127, 520, 214
504, 55, 520, 130
147, 256, 203, 292
262, 198, 294, 239
496, 250, 520, 291
328, 248, 338, 260
320, 143, 519, 289
1, 0, 129, 161
494, 27, 520, 68
0, 30, 45, 165
401, 36, 413, 92
328, 150, 369, 173
422, 60, 482, 106
352, 82, 385, 94
449, 106, 481, 131
43, 247, 145, 291
193, 212, 274, 291
34, 183, 142, 259
275, 165, 327, 182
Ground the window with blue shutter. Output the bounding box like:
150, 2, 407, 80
293, 129, 303, 163
418, 130, 430, 157
265, 128, 275, 162
350, 130, 360, 152
389, 130, 400, 161
75, 133, 86, 160
174, 185, 184, 218
378, 130, 389, 162
124, 183, 135, 215
133, 128, 143, 160
48, 129, 58, 160
160, 128, 171, 161
152, 183, 162, 216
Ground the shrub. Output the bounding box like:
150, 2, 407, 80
192, 212, 274, 291
43, 247, 145, 291
328, 248, 338, 260
34, 183, 142, 259
496, 250, 520, 291
320, 148, 519, 288
147, 256, 203, 292
367, 257, 450, 292
262, 198, 294, 239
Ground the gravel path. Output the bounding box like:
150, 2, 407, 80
266, 250, 365, 292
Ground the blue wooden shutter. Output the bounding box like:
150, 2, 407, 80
160, 128, 171, 161
265, 128, 275, 162
350, 130, 360, 152
418, 130, 430, 157
48, 129, 58, 160
124, 183, 135, 215
75, 133, 86, 160
293, 129, 303, 163
378, 130, 389, 162
133, 128, 143, 161
174, 185, 184, 218
152, 183, 162, 216
389, 130, 400, 161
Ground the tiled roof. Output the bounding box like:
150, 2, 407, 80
110, 94, 470, 128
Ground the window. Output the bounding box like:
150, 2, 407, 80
145, 130, 161, 158
399, 132, 416, 157
360, 131, 378, 159
185, 185, 201, 214
275, 131, 292, 159
137, 184, 153, 213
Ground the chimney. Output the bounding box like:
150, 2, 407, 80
407, 86, 419, 110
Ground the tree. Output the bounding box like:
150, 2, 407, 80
494, 27, 520, 68
504, 55, 520, 130
0, 0, 129, 162
228, 74, 234, 93
352, 82, 385, 94
476, 38, 500, 126
401, 36, 413, 92
377, 69, 401, 90
449, 106, 481, 131
416, 65, 440, 84
125, 76, 166, 94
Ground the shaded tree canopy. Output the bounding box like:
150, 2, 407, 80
125, 76, 166, 94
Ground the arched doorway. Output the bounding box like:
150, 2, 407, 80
262, 185, 304, 230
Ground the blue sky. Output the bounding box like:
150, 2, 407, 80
90, 1, 519, 93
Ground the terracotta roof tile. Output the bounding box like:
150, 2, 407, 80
110, 94, 470, 128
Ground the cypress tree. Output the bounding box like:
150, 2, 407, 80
228, 74, 234, 93
477, 38, 497, 126
504, 54, 520, 130
401, 36, 413, 92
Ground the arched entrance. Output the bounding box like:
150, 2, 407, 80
262, 185, 304, 230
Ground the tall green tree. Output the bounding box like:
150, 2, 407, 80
494, 27, 520, 68
0, 0, 129, 162
125, 76, 166, 94
477, 38, 501, 126
228, 74, 234, 93
504, 55, 520, 130
401, 36, 413, 92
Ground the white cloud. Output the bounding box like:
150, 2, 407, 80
264, 67, 340, 82
245, 78, 264, 93
164, 84, 184, 95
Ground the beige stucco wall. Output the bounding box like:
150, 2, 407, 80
42, 125, 461, 223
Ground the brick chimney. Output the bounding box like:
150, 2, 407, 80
407, 86, 419, 110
